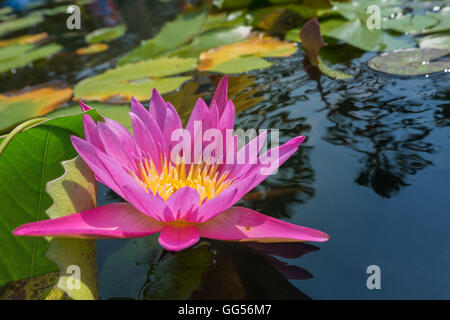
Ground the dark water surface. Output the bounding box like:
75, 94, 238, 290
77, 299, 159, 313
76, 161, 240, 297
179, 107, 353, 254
1, 0, 449, 299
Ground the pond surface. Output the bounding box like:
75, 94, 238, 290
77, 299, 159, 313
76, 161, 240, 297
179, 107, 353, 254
1, 0, 449, 299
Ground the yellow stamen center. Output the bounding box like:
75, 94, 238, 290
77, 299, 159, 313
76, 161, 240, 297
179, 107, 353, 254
130, 156, 233, 202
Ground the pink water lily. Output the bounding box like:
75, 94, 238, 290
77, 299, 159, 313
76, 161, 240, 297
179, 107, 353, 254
13, 77, 329, 251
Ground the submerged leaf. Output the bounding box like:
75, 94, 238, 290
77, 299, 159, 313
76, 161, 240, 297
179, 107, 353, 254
74, 57, 197, 102
45, 156, 98, 300
368, 48, 450, 75
198, 35, 297, 73
0, 87, 72, 132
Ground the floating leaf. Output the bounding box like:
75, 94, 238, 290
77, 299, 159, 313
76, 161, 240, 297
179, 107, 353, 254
0, 110, 102, 288
0, 14, 44, 37
76, 43, 109, 55
45, 156, 98, 300
99, 236, 213, 300
321, 18, 414, 52
48, 103, 132, 130
0, 87, 72, 133
0, 32, 48, 48
0, 42, 62, 73
86, 24, 126, 43
382, 14, 439, 34
74, 56, 197, 102
418, 33, 450, 49
0, 272, 68, 300
421, 7, 450, 34
251, 7, 302, 33
198, 35, 297, 73
168, 26, 251, 58
368, 48, 450, 75
117, 10, 207, 65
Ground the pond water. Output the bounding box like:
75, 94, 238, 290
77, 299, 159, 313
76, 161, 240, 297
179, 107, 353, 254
1, 0, 449, 299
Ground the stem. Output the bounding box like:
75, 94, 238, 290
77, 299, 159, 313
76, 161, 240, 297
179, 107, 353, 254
0, 118, 48, 156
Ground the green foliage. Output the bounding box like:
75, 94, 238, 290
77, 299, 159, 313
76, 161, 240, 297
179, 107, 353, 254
368, 48, 450, 75
74, 57, 197, 102
0, 14, 44, 37
45, 156, 98, 300
86, 24, 126, 43
0, 111, 102, 288
0, 43, 62, 73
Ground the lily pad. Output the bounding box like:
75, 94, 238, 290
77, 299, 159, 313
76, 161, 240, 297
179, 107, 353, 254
0, 32, 48, 47
418, 34, 450, 49
0, 42, 62, 73
198, 35, 297, 73
0, 87, 72, 133
368, 48, 450, 75
45, 156, 98, 300
86, 24, 126, 43
117, 10, 207, 65
0, 14, 44, 37
76, 43, 109, 55
382, 14, 439, 34
0, 110, 102, 288
74, 56, 197, 102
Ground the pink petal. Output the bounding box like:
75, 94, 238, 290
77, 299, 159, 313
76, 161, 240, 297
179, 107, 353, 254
13, 203, 163, 239
158, 225, 200, 251
197, 206, 330, 242
211, 75, 228, 116
79, 101, 92, 112
83, 115, 104, 152
163, 102, 183, 151
165, 187, 200, 221
71, 137, 166, 221
148, 88, 167, 131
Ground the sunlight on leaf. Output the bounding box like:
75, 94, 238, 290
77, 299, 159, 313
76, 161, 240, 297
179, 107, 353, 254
0, 87, 72, 133
74, 57, 197, 102
45, 156, 98, 300
418, 33, 450, 50
76, 43, 109, 55
0, 111, 102, 288
0, 32, 48, 48
198, 35, 297, 73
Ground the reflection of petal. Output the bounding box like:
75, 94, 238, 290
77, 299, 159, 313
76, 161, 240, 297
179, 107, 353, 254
262, 255, 313, 280
245, 242, 319, 259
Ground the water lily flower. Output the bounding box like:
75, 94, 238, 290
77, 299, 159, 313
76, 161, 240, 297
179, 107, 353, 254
13, 77, 329, 251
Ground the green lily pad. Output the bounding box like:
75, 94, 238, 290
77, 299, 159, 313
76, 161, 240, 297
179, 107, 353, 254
0, 87, 72, 134
321, 18, 414, 52
0, 42, 62, 73
418, 33, 450, 49
86, 24, 126, 43
368, 48, 450, 75
0, 110, 102, 288
168, 26, 251, 58
382, 14, 439, 34
99, 235, 213, 299
421, 7, 450, 34
117, 10, 207, 65
45, 156, 98, 300
48, 103, 132, 131
0, 14, 44, 37
74, 56, 197, 102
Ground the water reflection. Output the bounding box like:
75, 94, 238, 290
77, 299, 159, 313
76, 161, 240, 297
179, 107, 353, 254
98, 235, 316, 300
321, 71, 444, 197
